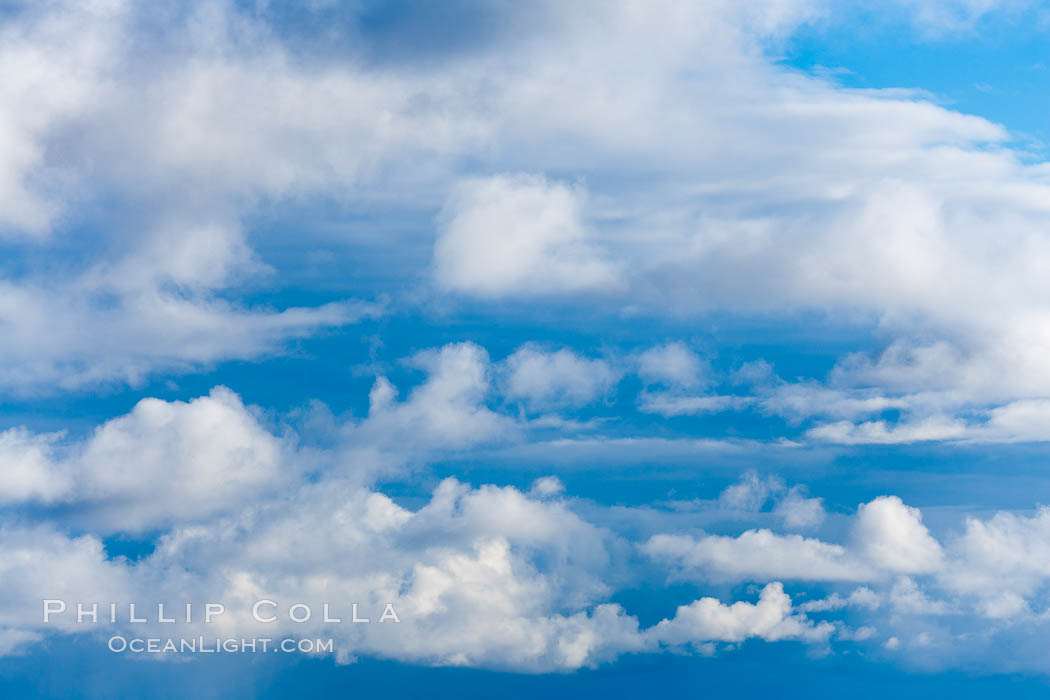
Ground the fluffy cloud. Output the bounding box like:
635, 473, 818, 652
5, 0, 1050, 683
644, 494, 943, 582
0, 0, 1047, 421
351, 343, 518, 468
651, 582, 833, 647
637, 343, 707, 390
774, 487, 827, 530
0, 428, 69, 503
941, 507, 1050, 600
717, 471, 826, 529
4, 379, 1050, 673
0, 476, 837, 672
0, 388, 292, 532
501, 345, 619, 410
852, 496, 945, 574
433, 175, 620, 298
634, 343, 750, 417
645, 529, 874, 582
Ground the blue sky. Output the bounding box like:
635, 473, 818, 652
3, 1, 1050, 697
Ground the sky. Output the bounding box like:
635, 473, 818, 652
2, 0, 1050, 697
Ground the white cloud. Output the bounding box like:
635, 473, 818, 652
637, 342, 707, 390
982, 400, 1050, 442
941, 507, 1050, 600
806, 416, 968, 445
888, 576, 951, 615
719, 471, 785, 511
644, 529, 874, 583
0, 0, 1046, 417
715, 471, 825, 529
760, 383, 910, 423
0, 230, 380, 393
798, 587, 880, 613
501, 345, 619, 410
852, 496, 944, 575
774, 487, 826, 529
530, 476, 566, 498
434, 175, 620, 298
5, 376, 1050, 672
0, 476, 841, 671
5, 0, 1050, 679
645, 494, 944, 582
650, 582, 833, 647
635, 343, 747, 417
352, 343, 518, 466
0, 388, 292, 532
0, 428, 69, 504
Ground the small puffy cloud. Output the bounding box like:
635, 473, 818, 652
774, 487, 826, 530
650, 582, 833, 647
433, 174, 620, 298
530, 476, 566, 498
356, 342, 518, 458
719, 471, 784, 511
888, 577, 950, 615
852, 496, 945, 575
637, 342, 708, 390
716, 471, 825, 528
501, 345, 619, 410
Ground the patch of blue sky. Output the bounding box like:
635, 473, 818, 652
781, 3, 1050, 153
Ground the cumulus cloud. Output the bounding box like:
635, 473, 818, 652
530, 476, 566, 498
0, 388, 293, 532
433, 175, 620, 298
0, 1, 401, 392
639, 489, 1050, 667
774, 487, 827, 529
644, 493, 943, 582
714, 471, 826, 529
634, 342, 749, 417
941, 507, 1050, 601
651, 582, 833, 647
3, 378, 1050, 673
351, 343, 518, 466
5, 0, 1050, 683
501, 345, 619, 410
852, 496, 945, 574
719, 471, 785, 511
0, 476, 836, 672
637, 343, 708, 390
0, 0, 1046, 421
